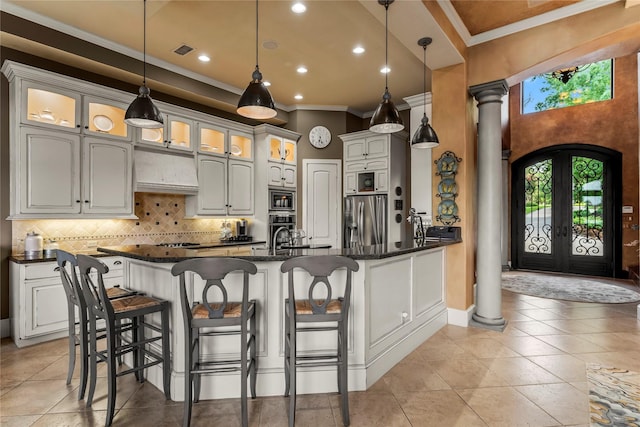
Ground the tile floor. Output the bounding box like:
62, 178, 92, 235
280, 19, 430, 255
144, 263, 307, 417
1, 289, 639, 427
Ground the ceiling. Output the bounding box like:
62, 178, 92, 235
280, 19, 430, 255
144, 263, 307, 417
0, 0, 624, 119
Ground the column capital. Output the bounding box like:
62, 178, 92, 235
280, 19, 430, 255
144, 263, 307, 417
469, 79, 509, 102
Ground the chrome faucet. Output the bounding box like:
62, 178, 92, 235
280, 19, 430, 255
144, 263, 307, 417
271, 226, 291, 253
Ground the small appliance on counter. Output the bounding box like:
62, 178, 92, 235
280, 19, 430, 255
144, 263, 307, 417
43, 240, 60, 258
24, 231, 43, 257
235, 219, 248, 237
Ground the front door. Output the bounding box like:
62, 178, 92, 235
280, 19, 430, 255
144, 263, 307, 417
512, 145, 621, 277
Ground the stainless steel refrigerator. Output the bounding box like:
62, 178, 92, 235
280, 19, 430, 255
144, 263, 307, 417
344, 194, 387, 248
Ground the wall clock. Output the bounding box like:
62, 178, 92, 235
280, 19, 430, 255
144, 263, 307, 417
309, 125, 331, 149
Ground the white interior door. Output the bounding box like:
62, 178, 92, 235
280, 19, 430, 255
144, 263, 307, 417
302, 159, 341, 248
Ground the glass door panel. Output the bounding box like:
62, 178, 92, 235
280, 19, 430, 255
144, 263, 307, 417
269, 137, 282, 161
26, 88, 77, 130
87, 102, 128, 138
200, 127, 225, 155
141, 127, 165, 145
230, 133, 252, 160
283, 139, 296, 163
523, 159, 553, 254
169, 119, 191, 149
571, 156, 604, 257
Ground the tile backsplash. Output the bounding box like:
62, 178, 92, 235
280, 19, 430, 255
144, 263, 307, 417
11, 193, 248, 254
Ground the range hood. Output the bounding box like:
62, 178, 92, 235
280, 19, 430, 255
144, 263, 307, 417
134, 150, 199, 195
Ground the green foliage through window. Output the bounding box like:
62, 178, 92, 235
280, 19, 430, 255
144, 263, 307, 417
521, 59, 612, 114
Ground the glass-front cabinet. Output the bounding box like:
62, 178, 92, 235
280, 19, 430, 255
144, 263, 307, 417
268, 136, 296, 164
139, 113, 193, 151
83, 96, 130, 140
198, 122, 253, 161
22, 83, 81, 132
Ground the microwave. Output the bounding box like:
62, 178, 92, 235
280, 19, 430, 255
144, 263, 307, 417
269, 189, 295, 211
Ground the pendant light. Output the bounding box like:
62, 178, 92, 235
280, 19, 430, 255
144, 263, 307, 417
369, 0, 404, 134
411, 37, 439, 148
237, 0, 277, 120
124, 0, 164, 129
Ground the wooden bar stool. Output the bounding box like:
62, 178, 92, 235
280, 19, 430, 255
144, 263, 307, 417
56, 250, 135, 400
171, 258, 258, 427
77, 254, 171, 427
280, 255, 359, 427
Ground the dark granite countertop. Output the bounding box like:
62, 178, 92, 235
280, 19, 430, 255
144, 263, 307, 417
9, 240, 267, 264
96, 238, 461, 263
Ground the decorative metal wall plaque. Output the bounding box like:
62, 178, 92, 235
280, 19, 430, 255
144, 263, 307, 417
435, 151, 462, 225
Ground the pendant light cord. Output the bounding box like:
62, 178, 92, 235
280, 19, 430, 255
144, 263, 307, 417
384, 1, 389, 91
255, 0, 259, 70
143, 0, 147, 86
422, 44, 426, 114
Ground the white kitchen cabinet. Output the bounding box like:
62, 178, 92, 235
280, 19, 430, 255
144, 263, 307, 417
268, 136, 297, 164
20, 81, 82, 133
139, 112, 194, 152
268, 163, 296, 188
340, 130, 405, 197
10, 257, 124, 347
198, 122, 253, 161
82, 95, 131, 141
16, 126, 133, 217
82, 137, 133, 215
343, 135, 388, 161
186, 155, 254, 216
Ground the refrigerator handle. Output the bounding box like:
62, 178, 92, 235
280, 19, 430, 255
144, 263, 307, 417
358, 201, 364, 246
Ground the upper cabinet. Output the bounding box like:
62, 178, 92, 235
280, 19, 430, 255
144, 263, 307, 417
138, 112, 193, 152
343, 134, 388, 161
268, 136, 297, 164
198, 122, 253, 161
84, 96, 130, 140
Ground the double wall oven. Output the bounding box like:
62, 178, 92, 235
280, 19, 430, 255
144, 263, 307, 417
268, 189, 296, 248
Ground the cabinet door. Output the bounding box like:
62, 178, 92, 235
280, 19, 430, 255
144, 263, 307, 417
269, 136, 284, 162
198, 123, 226, 156
228, 160, 254, 215
268, 163, 284, 187
375, 169, 388, 192
365, 158, 388, 171
344, 172, 357, 194
22, 82, 81, 132
282, 139, 297, 164
365, 136, 388, 159
198, 156, 228, 215
344, 139, 366, 161
167, 115, 193, 152
82, 137, 133, 215
19, 126, 81, 214
282, 165, 296, 188
25, 279, 68, 337
83, 96, 130, 140
344, 160, 366, 173
229, 131, 253, 161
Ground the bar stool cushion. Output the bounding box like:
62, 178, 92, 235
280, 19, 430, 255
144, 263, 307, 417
294, 299, 343, 315
110, 295, 164, 313
192, 302, 243, 319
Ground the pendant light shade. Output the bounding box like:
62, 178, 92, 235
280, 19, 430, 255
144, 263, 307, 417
125, 0, 163, 129
370, 0, 404, 134
237, 0, 277, 120
411, 37, 439, 148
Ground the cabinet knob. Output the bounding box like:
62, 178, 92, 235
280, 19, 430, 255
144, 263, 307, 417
84, 125, 89, 129
114, 260, 122, 265
401, 312, 409, 322
76, 200, 81, 203
54, 266, 61, 272
76, 124, 81, 128
84, 200, 89, 203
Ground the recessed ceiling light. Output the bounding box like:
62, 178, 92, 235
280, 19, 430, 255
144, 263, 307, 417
353, 46, 365, 54
297, 66, 308, 74
263, 81, 271, 87
380, 66, 390, 74
198, 54, 210, 62
291, 2, 306, 13
294, 94, 303, 100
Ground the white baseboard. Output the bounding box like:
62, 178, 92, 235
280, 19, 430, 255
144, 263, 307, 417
1, 318, 10, 339
447, 304, 475, 327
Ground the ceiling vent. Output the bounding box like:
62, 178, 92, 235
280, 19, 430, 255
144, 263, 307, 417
173, 44, 194, 56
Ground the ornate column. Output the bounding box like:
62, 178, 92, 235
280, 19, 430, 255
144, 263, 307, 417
469, 80, 509, 331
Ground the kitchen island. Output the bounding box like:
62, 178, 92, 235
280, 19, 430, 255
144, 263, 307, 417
97, 239, 460, 401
